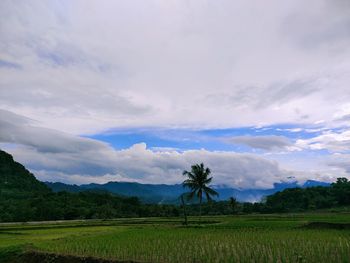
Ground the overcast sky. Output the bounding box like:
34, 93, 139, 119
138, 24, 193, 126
1, 0, 350, 188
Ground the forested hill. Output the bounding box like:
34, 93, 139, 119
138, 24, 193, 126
0, 150, 177, 222
0, 150, 50, 195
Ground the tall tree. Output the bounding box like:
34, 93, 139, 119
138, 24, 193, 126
182, 163, 219, 221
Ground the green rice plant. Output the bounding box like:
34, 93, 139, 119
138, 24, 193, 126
1, 213, 350, 263
35, 226, 350, 263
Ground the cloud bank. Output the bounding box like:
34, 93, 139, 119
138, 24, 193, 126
0, 0, 349, 134
225, 135, 292, 151
1, 110, 304, 188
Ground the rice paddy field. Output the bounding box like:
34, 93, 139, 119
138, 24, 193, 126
1, 213, 350, 263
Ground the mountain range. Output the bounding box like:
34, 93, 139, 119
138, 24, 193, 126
0, 147, 331, 205
46, 179, 330, 204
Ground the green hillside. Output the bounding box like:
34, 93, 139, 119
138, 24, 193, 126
0, 150, 50, 195
0, 150, 52, 221
0, 150, 178, 222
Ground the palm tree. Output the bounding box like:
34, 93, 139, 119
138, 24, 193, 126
182, 163, 219, 220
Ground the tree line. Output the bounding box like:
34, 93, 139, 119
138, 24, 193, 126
180, 164, 350, 216
1, 177, 349, 222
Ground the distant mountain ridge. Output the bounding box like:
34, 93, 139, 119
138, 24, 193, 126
46, 179, 331, 204
0, 147, 331, 205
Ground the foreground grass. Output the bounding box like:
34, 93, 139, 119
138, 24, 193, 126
1, 213, 350, 263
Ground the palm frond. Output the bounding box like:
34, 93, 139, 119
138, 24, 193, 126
203, 177, 212, 184
183, 181, 199, 190
186, 190, 196, 201
203, 186, 219, 197
204, 167, 211, 176
205, 192, 212, 202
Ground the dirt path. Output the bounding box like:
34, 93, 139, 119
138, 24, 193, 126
10, 251, 140, 263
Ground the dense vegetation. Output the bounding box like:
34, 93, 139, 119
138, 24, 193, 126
192, 178, 350, 214
1, 149, 350, 223
264, 177, 350, 212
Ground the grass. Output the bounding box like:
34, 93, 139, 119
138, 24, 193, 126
0, 213, 350, 262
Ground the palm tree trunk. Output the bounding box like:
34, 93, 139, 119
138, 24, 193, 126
199, 195, 202, 223
181, 195, 188, 225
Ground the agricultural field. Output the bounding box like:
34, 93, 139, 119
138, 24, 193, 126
0, 213, 350, 263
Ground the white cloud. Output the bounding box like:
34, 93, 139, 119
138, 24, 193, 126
0, 0, 349, 134
328, 154, 350, 174
0, 110, 109, 154
224, 135, 292, 151
296, 130, 350, 153
4, 142, 295, 189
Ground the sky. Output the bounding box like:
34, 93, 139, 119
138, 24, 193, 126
1, 0, 350, 188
